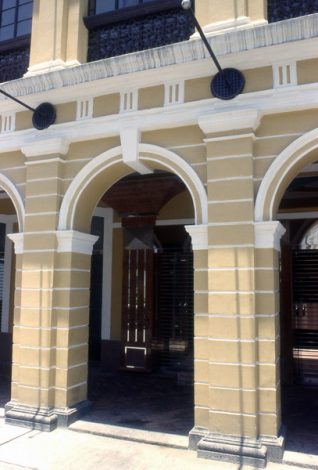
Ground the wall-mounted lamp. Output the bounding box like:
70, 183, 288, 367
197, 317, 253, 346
181, 0, 245, 100
0, 88, 56, 130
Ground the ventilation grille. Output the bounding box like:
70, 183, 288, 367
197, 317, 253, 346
293, 250, 318, 302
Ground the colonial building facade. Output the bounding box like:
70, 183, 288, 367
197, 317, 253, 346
0, 0, 317, 467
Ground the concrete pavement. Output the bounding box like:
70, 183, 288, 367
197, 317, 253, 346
0, 415, 316, 470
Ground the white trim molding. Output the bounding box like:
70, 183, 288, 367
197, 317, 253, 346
0, 174, 25, 231
56, 231, 98, 255
254, 222, 286, 252
59, 144, 208, 230
7, 233, 24, 254
25, 59, 81, 77
198, 17, 267, 37
255, 128, 318, 222
21, 138, 70, 158
185, 224, 208, 251
198, 108, 261, 135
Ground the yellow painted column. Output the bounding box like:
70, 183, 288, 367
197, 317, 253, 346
195, 0, 267, 34
54, 231, 97, 411
185, 225, 209, 446
204, 110, 259, 439
254, 221, 286, 442
191, 109, 284, 465
26, 0, 89, 76
5, 138, 97, 430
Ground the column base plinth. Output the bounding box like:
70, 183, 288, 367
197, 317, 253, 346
198, 434, 267, 468
5, 400, 91, 431
189, 428, 285, 467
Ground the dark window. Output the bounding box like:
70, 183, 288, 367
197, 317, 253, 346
0, 0, 32, 42
88, 0, 156, 16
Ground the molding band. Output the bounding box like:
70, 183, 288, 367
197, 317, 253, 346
21, 138, 70, 158
56, 230, 98, 255
198, 109, 260, 135
185, 224, 208, 251
254, 221, 286, 252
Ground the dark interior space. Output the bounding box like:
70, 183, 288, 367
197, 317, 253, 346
279, 172, 318, 457
86, 172, 194, 437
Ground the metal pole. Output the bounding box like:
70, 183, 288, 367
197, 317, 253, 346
184, 5, 223, 74
0, 88, 36, 113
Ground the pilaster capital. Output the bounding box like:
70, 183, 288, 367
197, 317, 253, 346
198, 109, 261, 135
254, 221, 286, 252
185, 224, 208, 251
56, 230, 98, 255
7, 233, 24, 254
21, 138, 70, 158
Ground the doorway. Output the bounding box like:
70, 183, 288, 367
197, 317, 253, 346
0, 197, 18, 410
279, 173, 318, 455
86, 172, 195, 435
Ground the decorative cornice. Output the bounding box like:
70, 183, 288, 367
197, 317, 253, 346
198, 109, 260, 135
0, 14, 317, 113
185, 225, 208, 251
254, 221, 286, 252
21, 138, 70, 158
56, 231, 98, 255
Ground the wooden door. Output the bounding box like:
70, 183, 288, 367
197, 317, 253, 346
121, 248, 154, 370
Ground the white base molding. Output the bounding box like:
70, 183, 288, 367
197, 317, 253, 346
189, 427, 285, 468
5, 400, 91, 431
191, 17, 268, 37
24, 59, 81, 77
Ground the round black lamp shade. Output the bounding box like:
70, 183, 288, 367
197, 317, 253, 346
211, 68, 245, 100
32, 102, 57, 130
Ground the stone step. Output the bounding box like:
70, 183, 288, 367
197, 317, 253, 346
69, 419, 189, 450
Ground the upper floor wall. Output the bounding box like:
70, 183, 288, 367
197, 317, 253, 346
0, 0, 317, 82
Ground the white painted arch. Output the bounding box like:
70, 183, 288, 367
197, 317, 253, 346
59, 144, 208, 230
255, 128, 318, 222
0, 173, 24, 231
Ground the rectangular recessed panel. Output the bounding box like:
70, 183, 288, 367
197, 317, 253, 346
125, 347, 146, 369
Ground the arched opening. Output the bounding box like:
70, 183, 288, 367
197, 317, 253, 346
0, 187, 22, 412
87, 170, 195, 436
255, 131, 318, 458
60, 144, 207, 439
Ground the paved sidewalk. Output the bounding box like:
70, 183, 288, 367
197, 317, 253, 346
0, 417, 315, 470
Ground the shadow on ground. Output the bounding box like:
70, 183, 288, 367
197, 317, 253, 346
282, 385, 318, 456
86, 365, 194, 436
